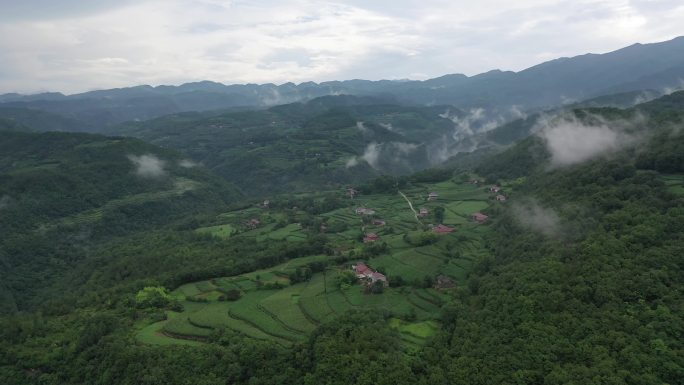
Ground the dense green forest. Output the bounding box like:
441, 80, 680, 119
103, 96, 470, 195
0, 92, 683, 384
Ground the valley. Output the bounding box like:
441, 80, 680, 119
1, 28, 683, 384
137, 178, 498, 349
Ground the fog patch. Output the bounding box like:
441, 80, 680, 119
662, 78, 684, 96
379, 122, 395, 132
440, 108, 505, 144
512, 200, 561, 237
346, 142, 420, 170
128, 154, 167, 178
345, 156, 359, 168
356, 121, 369, 133
361, 142, 380, 168
537, 115, 639, 167
179, 159, 198, 168
510, 105, 527, 119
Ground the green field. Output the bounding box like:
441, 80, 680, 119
137, 178, 493, 348
195, 224, 235, 238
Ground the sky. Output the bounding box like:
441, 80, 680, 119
1, 0, 683, 94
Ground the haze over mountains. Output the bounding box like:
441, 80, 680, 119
2, 36, 683, 131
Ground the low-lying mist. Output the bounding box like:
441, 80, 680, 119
511, 200, 561, 237
536, 113, 642, 167
128, 154, 167, 178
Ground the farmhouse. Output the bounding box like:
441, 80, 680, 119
432, 224, 455, 234
353, 262, 371, 278
347, 187, 359, 199
262, 199, 270, 208
489, 186, 501, 193
435, 275, 455, 289
496, 194, 507, 202
372, 219, 386, 226
471, 212, 489, 223
363, 233, 380, 243
355, 207, 375, 215
427, 192, 439, 200
418, 208, 429, 217
351, 263, 388, 287
246, 218, 260, 229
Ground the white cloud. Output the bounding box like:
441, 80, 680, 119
179, 159, 198, 168
537, 114, 639, 167
512, 199, 561, 237
0, 0, 682, 93
128, 154, 167, 178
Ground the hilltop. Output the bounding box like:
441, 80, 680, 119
2, 37, 683, 130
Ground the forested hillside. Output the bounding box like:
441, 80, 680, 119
0, 131, 241, 312
105, 96, 465, 194
0, 92, 682, 384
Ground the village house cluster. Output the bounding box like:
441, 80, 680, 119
352, 262, 388, 287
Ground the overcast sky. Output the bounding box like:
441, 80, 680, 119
1, 0, 683, 94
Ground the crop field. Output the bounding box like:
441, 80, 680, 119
195, 224, 235, 238
389, 318, 440, 349
138, 178, 494, 348
136, 312, 205, 346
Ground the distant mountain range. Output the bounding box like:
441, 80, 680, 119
2, 37, 683, 130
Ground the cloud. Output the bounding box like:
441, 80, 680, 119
345, 156, 359, 168
441, 108, 504, 141
379, 122, 396, 132
361, 142, 381, 169
179, 159, 198, 168
512, 200, 561, 237
128, 154, 167, 178
1, 0, 683, 93
537, 114, 639, 167
346, 141, 419, 170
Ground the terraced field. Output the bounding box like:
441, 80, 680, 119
59, 177, 202, 227
137, 178, 497, 348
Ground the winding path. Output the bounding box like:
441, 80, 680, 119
398, 190, 422, 224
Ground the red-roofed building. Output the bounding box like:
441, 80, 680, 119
432, 224, 455, 234
351, 263, 388, 287
246, 218, 260, 229
353, 263, 371, 277
471, 212, 489, 223
489, 186, 501, 193
363, 233, 380, 243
